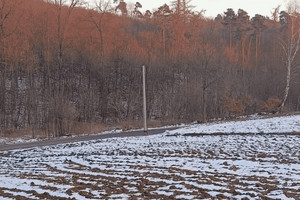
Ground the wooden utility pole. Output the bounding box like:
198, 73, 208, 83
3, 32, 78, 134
142, 65, 148, 135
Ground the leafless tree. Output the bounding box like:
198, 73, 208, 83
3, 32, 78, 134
114, 0, 127, 16
89, 0, 111, 57
278, 3, 300, 112
0, 0, 17, 132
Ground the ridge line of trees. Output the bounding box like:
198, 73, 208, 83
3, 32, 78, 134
0, 0, 299, 137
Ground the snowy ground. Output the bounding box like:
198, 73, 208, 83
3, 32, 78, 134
167, 114, 300, 135
0, 115, 299, 199
0, 129, 123, 146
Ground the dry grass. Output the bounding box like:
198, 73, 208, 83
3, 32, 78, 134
71, 122, 108, 135
0, 127, 46, 139
0, 119, 181, 140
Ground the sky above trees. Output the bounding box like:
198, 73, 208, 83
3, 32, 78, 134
196, 0, 286, 17
87, 0, 287, 17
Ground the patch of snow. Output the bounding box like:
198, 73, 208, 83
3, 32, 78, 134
109, 194, 130, 199
168, 115, 300, 135
175, 194, 196, 200
266, 190, 295, 200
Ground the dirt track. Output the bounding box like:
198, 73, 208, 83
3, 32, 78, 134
0, 128, 176, 151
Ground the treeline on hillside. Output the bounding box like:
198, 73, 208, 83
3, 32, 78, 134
0, 0, 299, 137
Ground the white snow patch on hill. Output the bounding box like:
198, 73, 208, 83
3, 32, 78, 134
168, 115, 300, 135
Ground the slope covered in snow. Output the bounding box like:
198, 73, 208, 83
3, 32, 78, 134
168, 114, 300, 135
0, 114, 299, 199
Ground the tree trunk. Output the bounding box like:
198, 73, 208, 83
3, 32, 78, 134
162, 28, 166, 57
202, 87, 207, 123
255, 33, 259, 65
229, 24, 232, 50
278, 60, 291, 112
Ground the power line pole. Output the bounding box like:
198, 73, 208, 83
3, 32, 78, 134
142, 65, 148, 135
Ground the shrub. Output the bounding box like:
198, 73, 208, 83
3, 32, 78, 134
260, 97, 281, 113
221, 90, 243, 117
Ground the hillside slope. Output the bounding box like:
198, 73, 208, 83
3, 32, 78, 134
168, 114, 300, 135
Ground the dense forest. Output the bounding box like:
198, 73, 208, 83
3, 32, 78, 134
0, 0, 299, 137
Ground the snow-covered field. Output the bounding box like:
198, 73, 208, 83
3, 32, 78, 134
167, 114, 300, 135
0, 115, 299, 199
